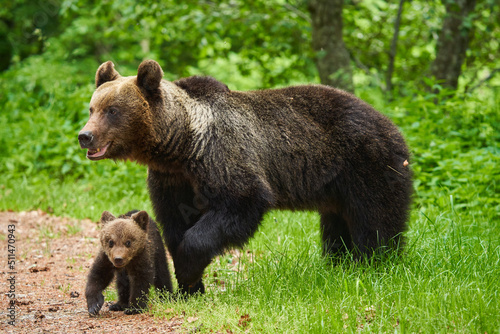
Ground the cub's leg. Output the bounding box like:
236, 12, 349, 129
124, 259, 154, 315
85, 251, 115, 315
109, 269, 130, 311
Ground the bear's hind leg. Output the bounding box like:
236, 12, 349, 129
320, 211, 353, 257
350, 225, 405, 259
345, 199, 407, 260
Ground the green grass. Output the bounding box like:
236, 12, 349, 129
144, 206, 499, 333
0, 162, 152, 219
1, 55, 499, 332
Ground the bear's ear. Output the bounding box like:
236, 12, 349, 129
95, 61, 121, 88
131, 210, 149, 231
136, 60, 163, 92
100, 211, 116, 225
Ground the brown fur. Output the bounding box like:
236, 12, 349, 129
85, 210, 172, 314
79, 60, 412, 295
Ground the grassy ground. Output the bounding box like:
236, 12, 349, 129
2, 190, 499, 333
153, 200, 498, 333
1, 57, 499, 332
2, 149, 498, 333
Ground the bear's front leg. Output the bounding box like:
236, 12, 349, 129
124, 260, 154, 315
174, 197, 267, 294
109, 269, 130, 311
85, 251, 115, 315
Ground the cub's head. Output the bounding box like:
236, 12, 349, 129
99, 210, 150, 268
78, 60, 164, 161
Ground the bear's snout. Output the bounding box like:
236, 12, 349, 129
78, 131, 94, 148
113, 257, 124, 267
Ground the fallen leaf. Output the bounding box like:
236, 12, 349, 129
29, 266, 50, 273
238, 314, 251, 328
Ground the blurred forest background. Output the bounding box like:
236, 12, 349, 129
1, 1, 499, 332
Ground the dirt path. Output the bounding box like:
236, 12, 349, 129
0, 210, 186, 333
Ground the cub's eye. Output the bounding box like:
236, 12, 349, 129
108, 240, 114, 248
125, 240, 131, 248
89, 107, 94, 116
108, 107, 118, 115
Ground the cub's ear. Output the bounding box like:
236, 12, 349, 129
137, 60, 163, 92
100, 211, 116, 225
131, 210, 149, 231
95, 61, 121, 88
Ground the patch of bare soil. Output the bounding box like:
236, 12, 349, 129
0, 210, 185, 333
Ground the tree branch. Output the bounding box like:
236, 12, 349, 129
283, 2, 311, 23
466, 67, 500, 94
385, 0, 406, 98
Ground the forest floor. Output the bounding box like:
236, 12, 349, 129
0, 210, 191, 334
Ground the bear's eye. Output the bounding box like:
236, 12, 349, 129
108, 107, 118, 116
89, 107, 94, 116
108, 240, 114, 248
125, 240, 131, 248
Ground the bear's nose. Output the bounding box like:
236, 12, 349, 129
78, 131, 94, 148
113, 257, 124, 267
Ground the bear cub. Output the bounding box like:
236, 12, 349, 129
85, 210, 172, 315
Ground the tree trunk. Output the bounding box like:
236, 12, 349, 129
431, 0, 477, 90
309, 0, 354, 93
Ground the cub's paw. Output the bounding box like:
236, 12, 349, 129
87, 293, 104, 315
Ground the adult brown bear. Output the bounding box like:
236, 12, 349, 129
79, 60, 412, 295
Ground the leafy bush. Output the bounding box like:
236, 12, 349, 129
392, 87, 500, 219
0, 55, 95, 182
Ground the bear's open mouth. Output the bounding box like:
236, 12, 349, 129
87, 142, 112, 160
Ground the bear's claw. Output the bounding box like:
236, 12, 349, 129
88, 303, 102, 315
87, 293, 104, 315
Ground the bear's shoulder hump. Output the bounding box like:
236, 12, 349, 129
174, 76, 229, 99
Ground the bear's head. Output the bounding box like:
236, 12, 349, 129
99, 210, 150, 268
78, 60, 164, 161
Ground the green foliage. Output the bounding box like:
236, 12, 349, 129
2, 0, 499, 91
49, 0, 315, 88
343, 0, 500, 93
390, 87, 500, 218
0, 0, 60, 67
0, 54, 151, 217
0, 56, 92, 181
